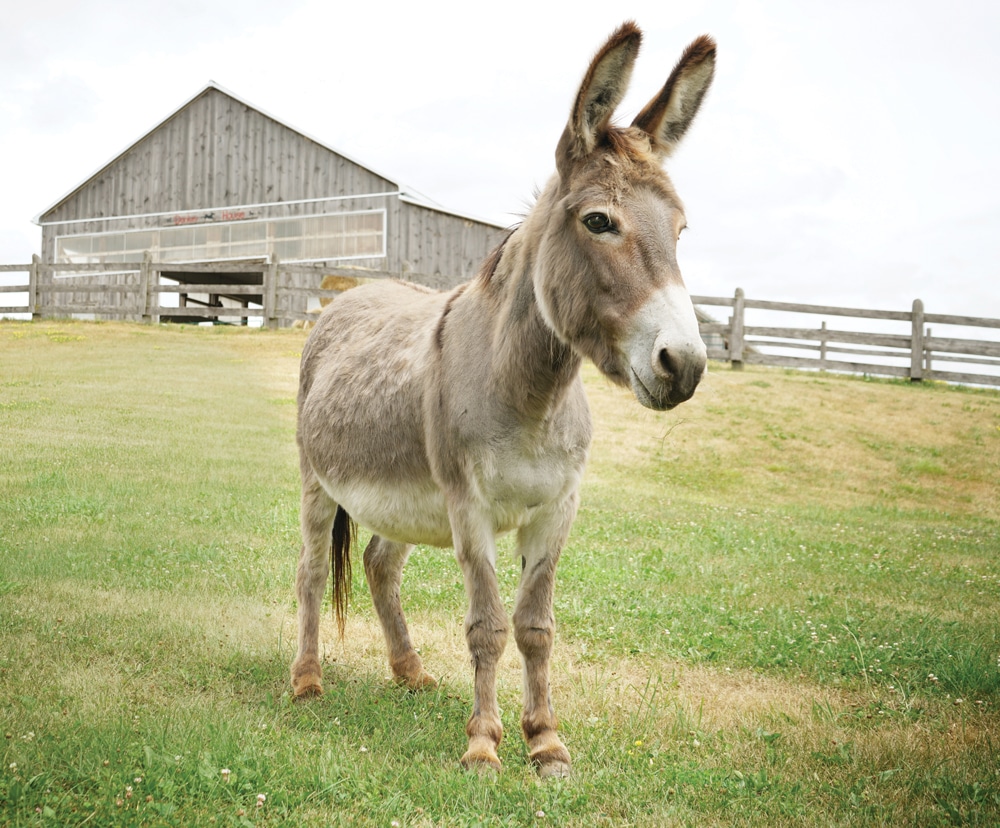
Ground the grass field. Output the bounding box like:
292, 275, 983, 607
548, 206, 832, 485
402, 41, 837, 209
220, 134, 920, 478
1, 319, 998, 827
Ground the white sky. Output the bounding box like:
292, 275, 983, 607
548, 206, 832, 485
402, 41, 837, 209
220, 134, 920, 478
2, 0, 999, 319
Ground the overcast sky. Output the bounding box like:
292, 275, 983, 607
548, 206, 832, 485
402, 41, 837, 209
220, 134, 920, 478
2, 0, 999, 320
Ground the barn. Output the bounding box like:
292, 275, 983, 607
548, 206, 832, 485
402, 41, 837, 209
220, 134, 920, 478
33, 82, 508, 324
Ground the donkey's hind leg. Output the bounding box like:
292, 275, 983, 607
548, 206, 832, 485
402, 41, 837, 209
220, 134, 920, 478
363, 536, 436, 689
291, 472, 338, 698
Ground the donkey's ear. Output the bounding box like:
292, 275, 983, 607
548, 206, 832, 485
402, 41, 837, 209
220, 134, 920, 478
632, 35, 716, 156
558, 21, 642, 171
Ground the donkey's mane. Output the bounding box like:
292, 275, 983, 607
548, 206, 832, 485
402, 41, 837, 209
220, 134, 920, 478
476, 227, 517, 287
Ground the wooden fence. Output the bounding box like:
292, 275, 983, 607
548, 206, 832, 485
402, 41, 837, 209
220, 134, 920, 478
2, 259, 999, 387
0, 256, 457, 328
693, 288, 1000, 388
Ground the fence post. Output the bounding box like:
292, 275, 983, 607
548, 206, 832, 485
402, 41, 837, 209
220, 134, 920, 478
910, 298, 924, 382
264, 254, 279, 329
140, 251, 154, 324
819, 320, 828, 367
730, 287, 745, 370
28, 254, 42, 320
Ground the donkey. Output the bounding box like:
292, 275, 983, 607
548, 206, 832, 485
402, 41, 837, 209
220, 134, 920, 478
291, 21, 715, 777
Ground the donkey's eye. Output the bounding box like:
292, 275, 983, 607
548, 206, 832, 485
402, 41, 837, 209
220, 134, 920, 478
582, 212, 615, 234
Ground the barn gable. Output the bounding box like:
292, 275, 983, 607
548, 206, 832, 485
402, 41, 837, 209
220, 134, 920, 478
37, 83, 398, 225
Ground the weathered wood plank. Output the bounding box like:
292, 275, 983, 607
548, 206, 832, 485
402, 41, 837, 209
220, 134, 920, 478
745, 351, 911, 377
37, 264, 142, 274
153, 306, 263, 319
925, 337, 1000, 358
929, 352, 1000, 367
277, 264, 394, 278
744, 339, 914, 361
730, 288, 745, 368
36, 305, 144, 316
151, 260, 267, 274
744, 298, 912, 321
745, 326, 911, 349
927, 369, 1000, 387
35, 283, 140, 295
925, 313, 1000, 329
152, 284, 265, 295
690, 295, 734, 307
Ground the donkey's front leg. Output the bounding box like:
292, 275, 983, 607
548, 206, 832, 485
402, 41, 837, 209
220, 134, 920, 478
512, 496, 577, 777
452, 510, 509, 772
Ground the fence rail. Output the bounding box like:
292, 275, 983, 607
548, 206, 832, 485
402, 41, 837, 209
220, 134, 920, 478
693, 288, 1000, 387
2, 259, 999, 387
0, 255, 436, 327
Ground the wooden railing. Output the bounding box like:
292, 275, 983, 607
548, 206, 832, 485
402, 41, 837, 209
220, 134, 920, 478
694, 288, 1000, 387
2, 261, 999, 387
0, 256, 456, 328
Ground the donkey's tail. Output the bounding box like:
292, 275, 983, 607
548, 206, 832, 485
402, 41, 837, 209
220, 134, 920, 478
331, 505, 355, 639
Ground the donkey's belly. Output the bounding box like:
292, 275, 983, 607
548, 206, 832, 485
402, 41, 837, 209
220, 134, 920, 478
313, 451, 580, 550
317, 471, 454, 548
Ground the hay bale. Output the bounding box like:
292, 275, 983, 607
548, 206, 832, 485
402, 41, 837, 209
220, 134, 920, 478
319, 274, 361, 306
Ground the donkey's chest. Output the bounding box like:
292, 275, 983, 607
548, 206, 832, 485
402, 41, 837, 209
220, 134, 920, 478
473, 434, 588, 533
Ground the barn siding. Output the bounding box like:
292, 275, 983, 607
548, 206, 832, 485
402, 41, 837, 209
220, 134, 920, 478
396, 201, 508, 286
39, 88, 397, 226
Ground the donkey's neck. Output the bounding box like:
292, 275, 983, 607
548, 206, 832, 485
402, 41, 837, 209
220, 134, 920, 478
480, 228, 582, 424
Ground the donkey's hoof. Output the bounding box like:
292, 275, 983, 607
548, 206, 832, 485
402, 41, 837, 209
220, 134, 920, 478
394, 669, 438, 691
529, 733, 572, 778
537, 757, 572, 778
391, 651, 437, 691
461, 736, 501, 774
460, 751, 501, 775
291, 675, 323, 698
291, 658, 324, 698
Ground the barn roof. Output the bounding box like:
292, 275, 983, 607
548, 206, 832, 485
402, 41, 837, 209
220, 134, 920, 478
34, 81, 503, 230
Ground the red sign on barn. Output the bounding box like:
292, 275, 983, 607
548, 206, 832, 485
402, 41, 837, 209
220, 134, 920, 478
165, 209, 260, 227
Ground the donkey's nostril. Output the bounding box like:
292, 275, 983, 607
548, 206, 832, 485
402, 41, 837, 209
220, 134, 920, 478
658, 347, 678, 378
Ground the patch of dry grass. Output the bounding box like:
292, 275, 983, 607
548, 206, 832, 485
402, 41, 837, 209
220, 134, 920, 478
585, 361, 1000, 518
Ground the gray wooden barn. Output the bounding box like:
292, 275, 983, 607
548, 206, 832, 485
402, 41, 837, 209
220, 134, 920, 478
33, 82, 508, 324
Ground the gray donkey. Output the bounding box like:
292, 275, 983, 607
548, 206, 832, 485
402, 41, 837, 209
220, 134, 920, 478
292, 21, 715, 776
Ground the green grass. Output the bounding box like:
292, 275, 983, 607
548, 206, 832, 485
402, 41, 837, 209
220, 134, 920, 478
1, 319, 999, 826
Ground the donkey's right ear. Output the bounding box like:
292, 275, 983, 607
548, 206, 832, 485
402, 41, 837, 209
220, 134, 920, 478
632, 35, 716, 157
557, 21, 642, 173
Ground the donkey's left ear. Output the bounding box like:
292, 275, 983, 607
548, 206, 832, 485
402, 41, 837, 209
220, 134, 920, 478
558, 22, 643, 173
632, 35, 716, 156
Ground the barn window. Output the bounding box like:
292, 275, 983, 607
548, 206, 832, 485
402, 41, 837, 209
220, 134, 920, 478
55, 209, 385, 266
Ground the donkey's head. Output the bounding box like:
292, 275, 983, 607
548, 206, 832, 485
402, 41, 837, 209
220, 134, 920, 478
532, 22, 715, 411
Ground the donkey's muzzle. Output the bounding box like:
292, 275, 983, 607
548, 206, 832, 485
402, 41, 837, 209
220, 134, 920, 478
630, 338, 706, 411
655, 345, 706, 409
625, 284, 707, 411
